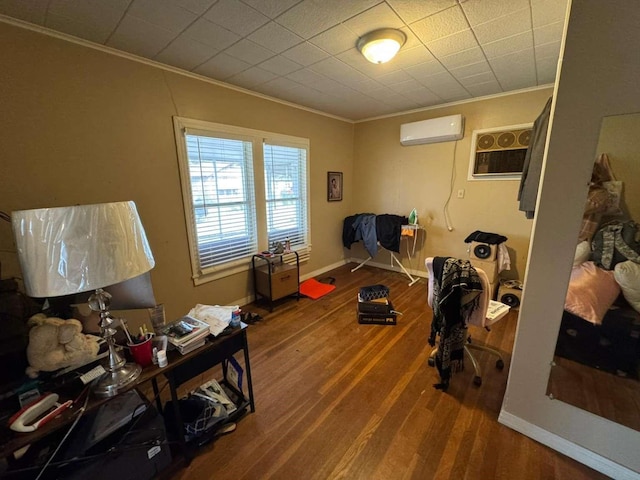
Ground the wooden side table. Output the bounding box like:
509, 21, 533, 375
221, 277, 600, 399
252, 252, 300, 311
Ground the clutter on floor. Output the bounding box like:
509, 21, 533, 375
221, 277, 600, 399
299, 278, 336, 300
241, 312, 263, 324
357, 284, 398, 325
164, 378, 240, 447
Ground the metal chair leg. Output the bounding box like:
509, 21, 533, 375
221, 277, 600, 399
428, 343, 505, 387
464, 345, 483, 386
466, 343, 505, 370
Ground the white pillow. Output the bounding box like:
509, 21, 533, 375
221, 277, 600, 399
613, 261, 640, 313
573, 241, 591, 267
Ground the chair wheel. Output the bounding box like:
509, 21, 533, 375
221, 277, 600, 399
496, 359, 505, 370
473, 376, 482, 386
428, 357, 435, 367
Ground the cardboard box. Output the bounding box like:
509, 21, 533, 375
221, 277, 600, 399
470, 258, 498, 283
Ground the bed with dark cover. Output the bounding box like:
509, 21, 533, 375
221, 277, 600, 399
556, 221, 640, 378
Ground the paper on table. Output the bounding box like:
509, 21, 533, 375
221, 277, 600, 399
188, 304, 239, 337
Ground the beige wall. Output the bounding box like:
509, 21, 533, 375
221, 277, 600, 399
353, 88, 553, 281
0, 22, 353, 321
596, 113, 640, 222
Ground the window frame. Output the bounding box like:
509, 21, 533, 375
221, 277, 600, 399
174, 117, 310, 285
467, 123, 533, 181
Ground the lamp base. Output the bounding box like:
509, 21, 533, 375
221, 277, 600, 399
93, 362, 142, 398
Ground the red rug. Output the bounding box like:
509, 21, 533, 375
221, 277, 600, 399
299, 278, 336, 300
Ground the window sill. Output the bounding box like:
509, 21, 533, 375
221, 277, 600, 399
193, 261, 251, 286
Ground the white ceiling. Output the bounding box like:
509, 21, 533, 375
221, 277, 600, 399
0, 0, 568, 121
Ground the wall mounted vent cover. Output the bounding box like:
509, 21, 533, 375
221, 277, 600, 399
477, 129, 531, 152
468, 124, 533, 180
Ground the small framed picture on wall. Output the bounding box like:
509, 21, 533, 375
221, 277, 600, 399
327, 171, 343, 202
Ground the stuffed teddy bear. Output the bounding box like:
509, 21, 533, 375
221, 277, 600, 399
25, 313, 101, 378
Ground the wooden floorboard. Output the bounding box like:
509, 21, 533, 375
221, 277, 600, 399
548, 355, 640, 432
168, 263, 607, 480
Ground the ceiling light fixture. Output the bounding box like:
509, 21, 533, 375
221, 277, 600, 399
357, 28, 407, 64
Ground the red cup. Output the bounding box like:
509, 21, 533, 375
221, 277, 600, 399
128, 334, 153, 367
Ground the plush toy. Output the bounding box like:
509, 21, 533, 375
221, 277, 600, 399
25, 313, 101, 378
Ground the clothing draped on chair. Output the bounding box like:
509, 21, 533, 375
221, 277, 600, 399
428, 257, 483, 390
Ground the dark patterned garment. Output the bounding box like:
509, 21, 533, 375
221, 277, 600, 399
429, 257, 483, 390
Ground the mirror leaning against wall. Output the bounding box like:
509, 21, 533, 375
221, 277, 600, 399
546, 112, 640, 432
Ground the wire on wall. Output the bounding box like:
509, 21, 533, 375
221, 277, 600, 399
442, 141, 458, 232
162, 70, 181, 117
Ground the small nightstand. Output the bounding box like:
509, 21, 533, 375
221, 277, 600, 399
252, 252, 300, 311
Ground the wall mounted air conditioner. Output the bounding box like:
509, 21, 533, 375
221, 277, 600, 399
400, 114, 465, 146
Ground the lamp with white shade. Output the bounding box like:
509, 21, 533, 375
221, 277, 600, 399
12, 201, 155, 397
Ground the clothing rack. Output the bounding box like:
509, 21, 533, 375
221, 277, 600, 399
350, 224, 423, 286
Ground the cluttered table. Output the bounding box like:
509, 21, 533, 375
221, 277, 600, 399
0, 322, 254, 469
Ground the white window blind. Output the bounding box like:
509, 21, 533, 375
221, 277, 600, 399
174, 117, 310, 284
263, 143, 309, 254
185, 134, 257, 270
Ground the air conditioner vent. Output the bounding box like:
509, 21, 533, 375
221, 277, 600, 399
478, 134, 495, 149
476, 128, 531, 152
400, 114, 464, 146
518, 130, 531, 146
469, 124, 533, 179
497, 132, 516, 148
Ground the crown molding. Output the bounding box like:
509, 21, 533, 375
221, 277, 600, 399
0, 14, 555, 125
0, 14, 353, 124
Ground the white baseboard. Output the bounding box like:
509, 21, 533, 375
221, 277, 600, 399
348, 257, 428, 280
498, 410, 640, 480
236, 256, 425, 308
300, 259, 349, 281
233, 259, 350, 308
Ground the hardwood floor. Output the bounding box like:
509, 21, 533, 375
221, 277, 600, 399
168, 263, 606, 480
548, 355, 640, 432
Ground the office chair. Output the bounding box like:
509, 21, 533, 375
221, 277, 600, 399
425, 257, 509, 388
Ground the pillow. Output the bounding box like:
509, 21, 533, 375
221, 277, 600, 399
573, 241, 591, 267
565, 261, 620, 325
613, 261, 640, 313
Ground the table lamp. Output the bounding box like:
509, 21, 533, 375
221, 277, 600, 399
12, 201, 155, 397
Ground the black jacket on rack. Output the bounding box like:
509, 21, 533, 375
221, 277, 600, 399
342, 213, 409, 254
375, 214, 409, 253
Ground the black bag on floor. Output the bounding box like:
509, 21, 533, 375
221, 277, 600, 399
358, 284, 390, 301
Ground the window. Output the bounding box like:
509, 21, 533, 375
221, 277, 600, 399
186, 135, 257, 268
467, 124, 533, 181
174, 117, 310, 284
264, 143, 308, 250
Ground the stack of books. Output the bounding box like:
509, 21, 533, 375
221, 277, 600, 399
357, 293, 397, 325
161, 315, 210, 355
357, 294, 392, 314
